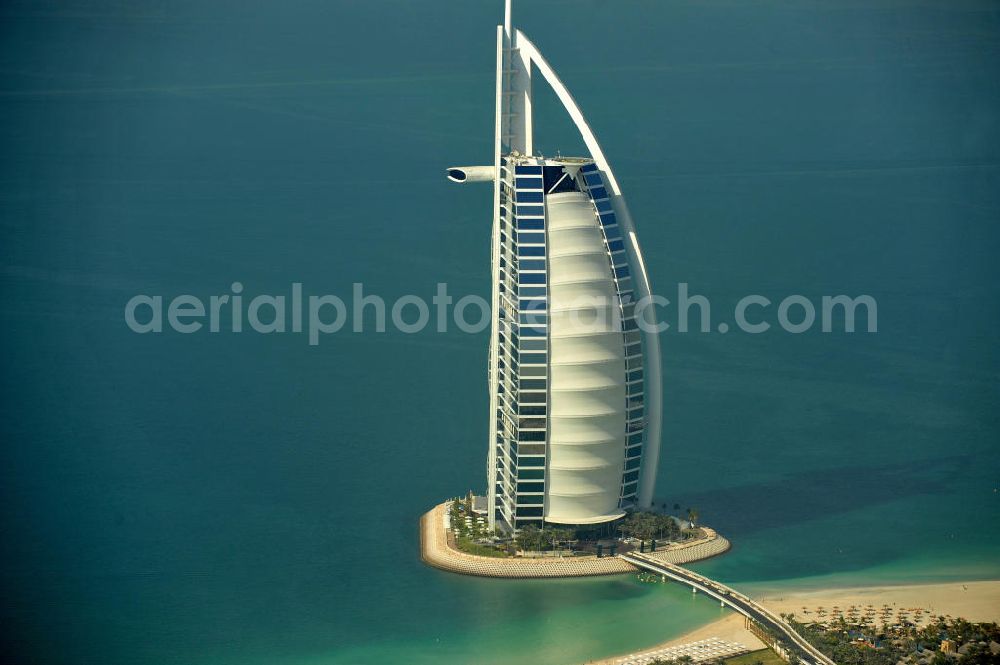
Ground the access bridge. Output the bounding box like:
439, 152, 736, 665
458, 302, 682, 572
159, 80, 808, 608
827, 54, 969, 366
620, 552, 835, 665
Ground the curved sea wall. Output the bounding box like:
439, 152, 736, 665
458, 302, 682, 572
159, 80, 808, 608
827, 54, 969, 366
643, 528, 731, 564
419, 503, 730, 578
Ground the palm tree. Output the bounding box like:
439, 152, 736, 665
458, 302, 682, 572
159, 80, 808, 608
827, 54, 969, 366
515, 525, 544, 551
549, 528, 574, 550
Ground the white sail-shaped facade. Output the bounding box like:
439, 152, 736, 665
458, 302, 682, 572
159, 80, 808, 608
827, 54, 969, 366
447, 2, 662, 532
547, 192, 629, 524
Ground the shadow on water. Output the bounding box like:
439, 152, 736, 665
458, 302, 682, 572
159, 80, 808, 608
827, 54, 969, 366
669, 454, 971, 539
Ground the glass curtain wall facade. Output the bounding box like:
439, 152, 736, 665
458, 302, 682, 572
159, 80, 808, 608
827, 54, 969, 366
491, 155, 645, 532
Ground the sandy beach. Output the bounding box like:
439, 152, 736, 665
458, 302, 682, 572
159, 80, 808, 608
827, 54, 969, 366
587, 580, 1000, 665
757, 580, 1000, 625
587, 614, 766, 665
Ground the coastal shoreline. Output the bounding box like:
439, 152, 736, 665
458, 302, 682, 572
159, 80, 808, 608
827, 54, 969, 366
422, 500, 999, 664
587, 580, 1000, 665
586, 614, 766, 665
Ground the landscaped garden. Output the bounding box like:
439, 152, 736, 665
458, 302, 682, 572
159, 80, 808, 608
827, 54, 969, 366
447, 495, 706, 558
785, 613, 1000, 665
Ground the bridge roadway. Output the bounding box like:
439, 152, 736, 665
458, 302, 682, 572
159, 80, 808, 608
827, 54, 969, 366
620, 552, 835, 665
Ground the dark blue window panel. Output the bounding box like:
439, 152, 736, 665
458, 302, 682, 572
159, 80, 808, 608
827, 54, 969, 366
519, 260, 545, 272
519, 430, 546, 442
517, 482, 545, 493
518, 494, 544, 505
520, 353, 547, 364
604, 224, 621, 240
626, 445, 642, 458
623, 470, 640, 483
519, 379, 546, 391
521, 326, 546, 337
516, 191, 544, 203
517, 218, 544, 231
516, 506, 544, 517
628, 407, 645, 419
518, 312, 547, 325
623, 317, 639, 331
614, 264, 631, 279
625, 457, 641, 470
519, 297, 546, 310
584, 173, 603, 186
518, 245, 545, 257
518, 286, 547, 297
519, 272, 545, 284
519, 405, 546, 416
627, 433, 643, 445
627, 369, 644, 382
580, 163, 597, 173
608, 239, 625, 252
518, 468, 544, 480
589, 186, 608, 200
622, 481, 638, 496
515, 177, 543, 189
596, 199, 613, 213
518, 456, 545, 467
516, 204, 544, 217
517, 232, 545, 245
599, 212, 616, 226
515, 165, 543, 175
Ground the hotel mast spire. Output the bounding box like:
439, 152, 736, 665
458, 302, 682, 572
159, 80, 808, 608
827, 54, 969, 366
499, 1, 532, 157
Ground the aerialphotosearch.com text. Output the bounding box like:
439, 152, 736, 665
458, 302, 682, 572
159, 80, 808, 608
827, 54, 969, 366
123, 282, 877, 345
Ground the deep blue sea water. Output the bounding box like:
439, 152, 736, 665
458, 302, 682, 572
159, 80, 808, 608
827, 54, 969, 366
1, 1, 998, 663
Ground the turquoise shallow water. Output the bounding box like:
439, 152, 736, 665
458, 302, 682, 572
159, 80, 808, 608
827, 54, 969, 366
1, 1, 998, 663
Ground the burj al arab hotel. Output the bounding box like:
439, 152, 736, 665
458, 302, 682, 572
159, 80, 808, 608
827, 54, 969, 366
448, 2, 663, 533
